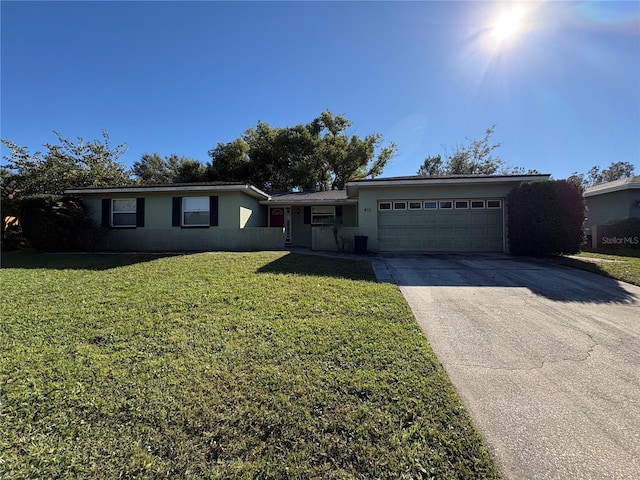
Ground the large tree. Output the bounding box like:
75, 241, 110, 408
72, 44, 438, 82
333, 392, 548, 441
568, 161, 635, 188
417, 126, 531, 176
208, 111, 396, 192
1, 131, 131, 197
132, 153, 207, 184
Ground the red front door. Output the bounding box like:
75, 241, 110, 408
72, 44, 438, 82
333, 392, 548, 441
270, 208, 284, 227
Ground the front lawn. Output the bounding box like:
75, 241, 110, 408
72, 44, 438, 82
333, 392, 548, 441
557, 251, 640, 286
0, 252, 498, 479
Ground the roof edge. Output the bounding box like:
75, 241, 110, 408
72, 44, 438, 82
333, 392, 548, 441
584, 176, 640, 197
346, 174, 551, 186
64, 183, 271, 200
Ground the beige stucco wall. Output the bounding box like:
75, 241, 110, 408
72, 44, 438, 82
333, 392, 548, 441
290, 207, 312, 248
312, 226, 361, 253
237, 192, 267, 227
100, 227, 284, 251
285, 204, 357, 249
80, 191, 280, 251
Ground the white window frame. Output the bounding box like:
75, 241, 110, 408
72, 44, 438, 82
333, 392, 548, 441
311, 205, 335, 225
423, 201, 438, 210
439, 200, 453, 209
112, 198, 137, 227
393, 201, 407, 210
487, 199, 502, 209
470, 200, 485, 209
454, 200, 469, 209
378, 202, 392, 211
408, 201, 422, 210
182, 196, 210, 227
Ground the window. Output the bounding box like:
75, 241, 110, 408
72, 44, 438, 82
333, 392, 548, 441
172, 196, 217, 227
311, 205, 335, 225
439, 201, 453, 209
112, 199, 137, 227
423, 201, 437, 209
408, 201, 422, 210
378, 202, 391, 210
393, 201, 407, 210
183, 197, 210, 226
487, 200, 502, 209
471, 200, 485, 209
455, 200, 469, 209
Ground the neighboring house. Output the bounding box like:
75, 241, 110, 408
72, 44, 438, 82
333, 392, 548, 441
583, 176, 640, 248
584, 176, 640, 227
65, 173, 550, 253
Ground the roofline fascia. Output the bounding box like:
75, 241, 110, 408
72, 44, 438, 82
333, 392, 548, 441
259, 199, 358, 206
64, 184, 271, 200
584, 182, 640, 197
346, 174, 551, 189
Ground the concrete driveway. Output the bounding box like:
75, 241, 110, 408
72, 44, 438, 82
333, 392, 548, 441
375, 254, 640, 480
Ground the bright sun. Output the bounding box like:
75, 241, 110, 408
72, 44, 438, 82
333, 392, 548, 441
491, 5, 526, 42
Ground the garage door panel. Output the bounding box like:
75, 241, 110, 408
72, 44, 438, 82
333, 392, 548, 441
377, 202, 504, 252
453, 238, 471, 249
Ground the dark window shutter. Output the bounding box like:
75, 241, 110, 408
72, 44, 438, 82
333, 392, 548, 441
303, 206, 311, 224
336, 205, 343, 218
136, 198, 145, 227
101, 199, 111, 227
172, 197, 182, 227
209, 196, 219, 226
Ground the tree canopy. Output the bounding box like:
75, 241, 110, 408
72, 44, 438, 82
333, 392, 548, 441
132, 153, 206, 184
568, 162, 635, 188
207, 111, 396, 192
1, 131, 131, 198
417, 126, 534, 176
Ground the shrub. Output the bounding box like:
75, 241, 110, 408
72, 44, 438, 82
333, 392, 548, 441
1, 197, 25, 251
17, 195, 98, 252
507, 180, 585, 256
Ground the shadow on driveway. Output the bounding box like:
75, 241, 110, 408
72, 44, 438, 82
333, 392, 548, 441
381, 253, 638, 304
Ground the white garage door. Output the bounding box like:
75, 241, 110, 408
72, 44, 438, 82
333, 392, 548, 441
377, 199, 504, 252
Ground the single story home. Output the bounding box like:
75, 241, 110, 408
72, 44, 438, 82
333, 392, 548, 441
64, 182, 283, 252
65, 173, 550, 253
584, 176, 640, 227
583, 176, 640, 249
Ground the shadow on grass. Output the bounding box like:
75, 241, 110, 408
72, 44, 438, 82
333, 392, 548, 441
0, 251, 178, 271
552, 255, 640, 287
256, 252, 376, 282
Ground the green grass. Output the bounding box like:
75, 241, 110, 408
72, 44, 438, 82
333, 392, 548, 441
0, 252, 498, 479
556, 250, 640, 286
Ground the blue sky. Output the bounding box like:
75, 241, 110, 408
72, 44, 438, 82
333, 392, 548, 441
2, 1, 639, 180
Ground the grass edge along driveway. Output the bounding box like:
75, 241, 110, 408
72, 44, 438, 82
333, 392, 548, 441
0, 251, 499, 479
557, 250, 640, 286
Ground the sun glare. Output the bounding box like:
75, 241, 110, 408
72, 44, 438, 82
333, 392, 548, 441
492, 5, 526, 42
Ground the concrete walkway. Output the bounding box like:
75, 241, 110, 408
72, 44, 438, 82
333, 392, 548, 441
378, 254, 640, 480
